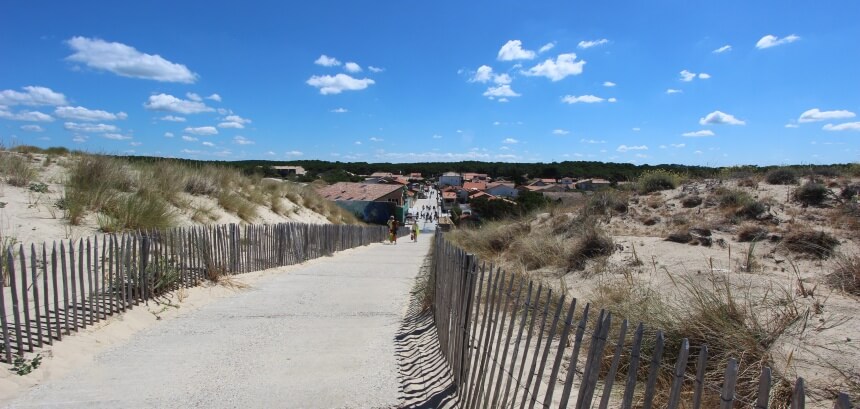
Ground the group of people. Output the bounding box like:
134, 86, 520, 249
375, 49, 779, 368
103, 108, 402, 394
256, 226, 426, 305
386, 187, 443, 245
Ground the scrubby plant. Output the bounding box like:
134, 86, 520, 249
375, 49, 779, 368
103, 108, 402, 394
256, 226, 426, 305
681, 195, 703, 208
585, 190, 629, 216
714, 188, 767, 220
217, 192, 257, 222
827, 255, 860, 295
565, 225, 614, 270
0, 152, 37, 187
765, 168, 798, 185
794, 182, 829, 205
737, 224, 768, 242
783, 230, 840, 258
184, 173, 219, 195
637, 169, 683, 194
841, 183, 860, 200
98, 193, 175, 232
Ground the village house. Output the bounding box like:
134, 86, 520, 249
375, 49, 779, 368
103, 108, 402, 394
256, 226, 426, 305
560, 177, 576, 189
316, 182, 408, 224
575, 178, 612, 191
462, 180, 488, 192
439, 171, 463, 187
272, 165, 307, 177
462, 172, 489, 182
485, 181, 518, 198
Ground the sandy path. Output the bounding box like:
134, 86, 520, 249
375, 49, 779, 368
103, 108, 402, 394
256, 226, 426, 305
4, 231, 432, 408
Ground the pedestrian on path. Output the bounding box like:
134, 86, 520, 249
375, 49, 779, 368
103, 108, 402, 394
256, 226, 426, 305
411, 221, 419, 242
387, 215, 398, 244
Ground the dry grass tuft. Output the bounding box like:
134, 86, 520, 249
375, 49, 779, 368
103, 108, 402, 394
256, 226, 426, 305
827, 254, 860, 295
783, 229, 840, 258
0, 152, 37, 187
766, 168, 799, 185
737, 223, 769, 242
681, 195, 703, 208
794, 182, 830, 205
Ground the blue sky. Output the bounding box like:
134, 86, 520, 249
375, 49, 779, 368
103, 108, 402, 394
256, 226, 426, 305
1, 1, 858, 166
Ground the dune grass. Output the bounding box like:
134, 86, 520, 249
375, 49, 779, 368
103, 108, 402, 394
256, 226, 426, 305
0, 151, 37, 187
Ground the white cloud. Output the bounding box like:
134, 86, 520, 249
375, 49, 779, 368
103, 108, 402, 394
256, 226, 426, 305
538, 42, 555, 53
66, 36, 197, 83
233, 135, 254, 145
265, 151, 276, 156
103, 133, 131, 140
522, 53, 585, 81
285, 150, 304, 157
580, 138, 606, 144
0, 108, 54, 122
562, 94, 604, 104
344, 62, 362, 73
186, 92, 202, 101
129, 141, 142, 147
63, 122, 118, 133
608, 97, 617, 103
206, 93, 221, 102
680, 70, 696, 82
698, 73, 711, 79
369, 137, 384, 142
823, 122, 860, 132
497, 98, 509, 103
181, 149, 201, 154
617, 144, 648, 152
497, 40, 535, 61
578, 39, 609, 49
72, 135, 88, 143
184, 126, 218, 135
632, 127, 641, 131
670, 143, 686, 148
160, 115, 186, 122
55, 106, 127, 121
785, 123, 799, 128
699, 110, 746, 125
713, 45, 732, 53
432, 134, 443, 139
471, 65, 494, 83
502, 137, 519, 144
603, 81, 616, 87
666, 89, 683, 94
483, 85, 521, 99
164, 132, 174, 138
756, 34, 800, 49
368, 66, 384, 73
493, 73, 512, 85
682, 130, 715, 137
181, 135, 198, 142
0, 86, 68, 106
798, 108, 856, 123
314, 54, 341, 67
20, 125, 44, 132
306, 74, 375, 95
224, 115, 250, 125
202, 141, 215, 147
144, 93, 214, 114
354, 141, 362, 145
552, 129, 569, 135
218, 121, 244, 129
331, 108, 348, 113
694, 150, 703, 154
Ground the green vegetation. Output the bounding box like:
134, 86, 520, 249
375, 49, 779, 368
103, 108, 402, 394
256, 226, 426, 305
637, 169, 683, 193
466, 190, 550, 221
10, 354, 43, 376
794, 182, 829, 205
765, 168, 798, 185
0, 152, 36, 187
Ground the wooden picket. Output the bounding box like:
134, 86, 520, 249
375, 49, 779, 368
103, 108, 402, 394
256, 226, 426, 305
430, 231, 856, 409
0, 222, 389, 363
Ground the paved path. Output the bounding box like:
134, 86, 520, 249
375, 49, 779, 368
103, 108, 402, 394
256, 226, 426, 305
8, 222, 434, 408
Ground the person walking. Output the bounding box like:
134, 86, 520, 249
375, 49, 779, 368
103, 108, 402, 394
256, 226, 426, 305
411, 221, 419, 242
387, 215, 399, 244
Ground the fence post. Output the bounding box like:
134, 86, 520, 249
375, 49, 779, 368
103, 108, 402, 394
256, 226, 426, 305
458, 253, 475, 391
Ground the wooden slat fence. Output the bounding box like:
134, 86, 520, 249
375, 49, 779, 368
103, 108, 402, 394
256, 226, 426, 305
432, 232, 855, 409
0, 222, 390, 363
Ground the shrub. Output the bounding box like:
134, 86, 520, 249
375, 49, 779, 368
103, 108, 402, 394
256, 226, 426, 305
737, 224, 768, 242
681, 195, 703, 208
585, 190, 628, 215
217, 192, 257, 222
714, 188, 767, 219
666, 230, 693, 243
737, 178, 758, 188
98, 193, 175, 232
0, 153, 36, 187
794, 182, 829, 205
840, 183, 860, 200
565, 226, 614, 270
184, 173, 219, 195
765, 168, 798, 185
783, 230, 839, 258
827, 255, 860, 295
637, 169, 682, 194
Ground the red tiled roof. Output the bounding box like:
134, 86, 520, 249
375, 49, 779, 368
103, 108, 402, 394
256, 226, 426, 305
463, 181, 488, 191
316, 182, 402, 202
487, 182, 515, 189
442, 192, 457, 199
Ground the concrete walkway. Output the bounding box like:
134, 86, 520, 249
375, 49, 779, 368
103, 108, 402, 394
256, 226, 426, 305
7, 229, 433, 408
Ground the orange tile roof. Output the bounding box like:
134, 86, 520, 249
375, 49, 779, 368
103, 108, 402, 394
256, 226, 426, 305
442, 192, 457, 199
316, 182, 402, 201
463, 181, 488, 191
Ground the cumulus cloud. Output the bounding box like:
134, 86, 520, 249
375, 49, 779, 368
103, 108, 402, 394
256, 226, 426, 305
184, 126, 218, 135
331, 108, 348, 113
471, 65, 494, 83
580, 138, 606, 144
497, 40, 535, 61
785, 123, 799, 128
822, 122, 860, 132
699, 110, 746, 125
20, 125, 44, 132
538, 42, 555, 53
682, 130, 715, 137
181, 135, 198, 142
314, 54, 341, 67
608, 97, 617, 103
522, 53, 585, 81
603, 81, 616, 87
632, 127, 641, 131
552, 129, 569, 135
680, 70, 696, 82
368, 66, 384, 73
55, 106, 127, 121
164, 132, 174, 138
306, 74, 375, 95
483, 85, 521, 99
160, 115, 186, 122
617, 144, 648, 152
0, 108, 54, 122
72, 135, 88, 143
670, 143, 686, 148
66, 36, 197, 83
202, 141, 215, 147
63, 122, 118, 133
698, 73, 711, 79
502, 137, 519, 144
218, 121, 244, 129
562, 94, 604, 104
666, 89, 683, 94
756, 34, 800, 49
103, 133, 131, 140
0, 86, 68, 106
798, 108, 855, 123
578, 39, 609, 49
285, 150, 304, 157
206, 93, 221, 102
144, 93, 214, 114
713, 45, 732, 53
186, 92, 202, 101
344, 62, 362, 73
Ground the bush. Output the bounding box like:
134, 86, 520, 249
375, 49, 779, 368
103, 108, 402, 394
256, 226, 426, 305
0, 153, 36, 187
794, 182, 829, 205
783, 230, 839, 258
737, 224, 768, 242
765, 168, 798, 185
827, 255, 860, 295
565, 226, 614, 270
637, 169, 682, 194
98, 193, 175, 232
714, 188, 767, 219
585, 190, 628, 215
681, 195, 702, 208
217, 192, 257, 222
840, 183, 860, 200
